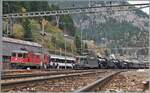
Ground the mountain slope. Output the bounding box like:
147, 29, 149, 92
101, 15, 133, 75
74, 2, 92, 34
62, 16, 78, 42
48, 1, 149, 55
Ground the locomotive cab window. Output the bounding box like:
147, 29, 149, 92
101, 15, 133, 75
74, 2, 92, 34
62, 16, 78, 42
12, 53, 16, 57
18, 53, 23, 58
23, 53, 28, 58
36, 55, 39, 58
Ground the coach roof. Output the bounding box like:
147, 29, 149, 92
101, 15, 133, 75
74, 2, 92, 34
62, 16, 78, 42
50, 54, 75, 60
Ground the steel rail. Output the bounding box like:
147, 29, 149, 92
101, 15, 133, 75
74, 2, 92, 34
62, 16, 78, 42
1, 71, 105, 86
74, 71, 123, 92
2, 70, 99, 80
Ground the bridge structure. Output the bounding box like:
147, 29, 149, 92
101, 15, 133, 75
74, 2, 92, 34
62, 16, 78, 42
3, 3, 150, 35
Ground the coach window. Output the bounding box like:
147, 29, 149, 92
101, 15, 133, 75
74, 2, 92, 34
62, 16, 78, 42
67, 60, 70, 63
61, 59, 65, 63
18, 53, 23, 58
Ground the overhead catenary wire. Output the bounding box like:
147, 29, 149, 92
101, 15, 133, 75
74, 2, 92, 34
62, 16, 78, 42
3, 3, 150, 18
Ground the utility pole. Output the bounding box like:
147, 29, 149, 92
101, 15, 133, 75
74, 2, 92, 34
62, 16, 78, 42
5, 3, 11, 37
56, 15, 59, 27
60, 48, 61, 56
88, 0, 91, 7
0, 0, 3, 80
64, 34, 68, 69
7, 17, 13, 36
55, 38, 56, 55
65, 38, 67, 69
81, 27, 83, 56
79, 19, 83, 56
41, 18, 47, 69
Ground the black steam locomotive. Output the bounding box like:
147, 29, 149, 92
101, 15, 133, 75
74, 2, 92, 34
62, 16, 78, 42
75, 55, 149, 69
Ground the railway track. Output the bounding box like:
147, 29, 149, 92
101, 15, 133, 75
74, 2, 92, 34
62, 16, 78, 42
1, 69, 114, 92
74, 69, 149, 92
2, 69, 33, 75
3, 69, 95, 75
2, 69, 101, 80
2, 69, 82, 75
3, 69, 68, 75
3, 69, 146, 92
74, 71, 122, 92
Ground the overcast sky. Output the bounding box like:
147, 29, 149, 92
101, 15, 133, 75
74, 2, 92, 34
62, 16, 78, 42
128, 1, 149, 14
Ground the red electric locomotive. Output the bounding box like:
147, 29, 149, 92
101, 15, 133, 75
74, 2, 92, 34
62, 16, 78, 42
10, 50, 49, 68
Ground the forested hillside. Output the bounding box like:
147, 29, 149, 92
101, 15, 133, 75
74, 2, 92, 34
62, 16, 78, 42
3, 1, 77, 55
3, 1, 149, 56
48, 1, 149, 55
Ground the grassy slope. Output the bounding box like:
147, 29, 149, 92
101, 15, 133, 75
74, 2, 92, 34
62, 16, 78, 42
4, 19, 75, 54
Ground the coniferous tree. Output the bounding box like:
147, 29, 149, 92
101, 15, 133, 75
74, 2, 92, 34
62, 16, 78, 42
74, 32, 81, 54
22, 19, 32, 41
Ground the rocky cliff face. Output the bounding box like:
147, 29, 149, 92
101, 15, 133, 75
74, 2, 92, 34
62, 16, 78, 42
49, 1, 149, 55
72, 1, 149, 48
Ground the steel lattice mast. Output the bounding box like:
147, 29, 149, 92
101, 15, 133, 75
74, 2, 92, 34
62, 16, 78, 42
3, 3, 150, 18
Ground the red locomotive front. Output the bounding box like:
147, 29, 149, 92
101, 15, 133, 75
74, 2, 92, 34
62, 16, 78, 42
11, 50, 42, 68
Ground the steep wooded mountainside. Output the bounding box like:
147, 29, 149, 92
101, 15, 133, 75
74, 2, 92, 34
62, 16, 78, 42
3, 1, 149, 56
48, 1, 149, 55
